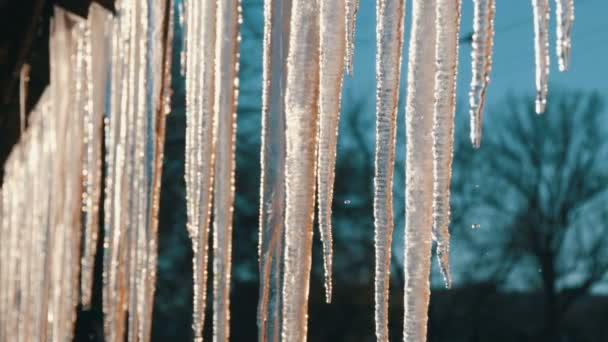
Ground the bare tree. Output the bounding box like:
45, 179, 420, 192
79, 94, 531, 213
451, 91, 608, 340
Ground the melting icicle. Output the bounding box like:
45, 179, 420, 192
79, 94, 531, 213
555, 0, 573, 71
211, 0, 241, 341
469, 0, 495, 148
373, 0, 405, 340
403, 0, 436, 341
432, 0, 462, 288
184, 0, 217, 340
258, 0, 291, 340
532, 0, 550, 114
344, 0, 359, 74
281, 0, 320, 340
316, 0, 346, 304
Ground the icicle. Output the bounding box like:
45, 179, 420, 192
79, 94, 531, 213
281, 0, 320, 340
48, 10, 86, 341
257, 0, 290, 340
211, 0, 241, 341
373, 0, 405, 340
432, 0, 461, 288
80, 3, 110, 309
468, 0, 495, 148
100, 1, 171, 341
184, 0, 217, 340
102, 4, 129, 338
316, 0, 346, 304
344, 0, 359, 74
555, 0, 573, 72
403, 0, 436, 341
0, 7, 92, 340
532, 0, 550, 114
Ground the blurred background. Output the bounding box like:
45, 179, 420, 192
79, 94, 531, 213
2, 0, 608, 341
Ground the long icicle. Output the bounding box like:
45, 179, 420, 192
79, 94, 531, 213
469, 0, 495, 148
211, 0, 241, 341
281, 0, 320, 340
184, 0, 217, 340
555, 0, 573, 71
432, 0, 462, 289
81, 3, 110, 309
100, 1, 170, 340
102, 1, 129, 338
532, 0, 550, 114
257, 0, 291, 340
373, 0, 405, 340
344, 0, 359, 74
49, 10, 85, 341
140, 1, 175, 341
316, 0, 347, 304
403, 0, 436, 341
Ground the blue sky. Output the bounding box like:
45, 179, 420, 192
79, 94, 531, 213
346, 0, 608, 115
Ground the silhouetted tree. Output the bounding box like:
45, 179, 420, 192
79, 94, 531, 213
451, 91, 608, 341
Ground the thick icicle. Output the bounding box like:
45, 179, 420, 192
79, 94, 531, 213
432, 0, 462, 288
532, 0, 550, 114
281, 0, 320, 340
211, 0, 241, 341
468, 0, 495, 148
316, 0, 346, 304
373, 0, 405, 340
555, 0, 574, 71
403, 0, 436, 341
344, 0, 359, 74
257, 0, 290, 340
80, 3, 110, 308
183, 0, 217, 340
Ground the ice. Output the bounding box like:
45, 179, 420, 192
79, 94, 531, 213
281, 0, 321, 340
373, 0, 406, 340
532, 0, 550, 114
403, 0, 436, 341
432, 0, 462, 288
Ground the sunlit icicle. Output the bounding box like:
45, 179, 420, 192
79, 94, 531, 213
373, 0, 405, 340
403, 0, 436, 341
183, 0, 217, 340
469, 0, 495, 148
48, 10, 86, 341
316, 0, 346, 304
344, 0, 359, 74
100, 0, 172, 340
257, 0, 291, 340
80, 3, 111, 309
532, 0, 550, 114
281, 0, 320, 341
211, 0, 241, 341
126, 0, 150, 338
555, 0, 573, 71
432, 0, 462, 288
102, 2, 128, 338
140, 1, 175, 341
